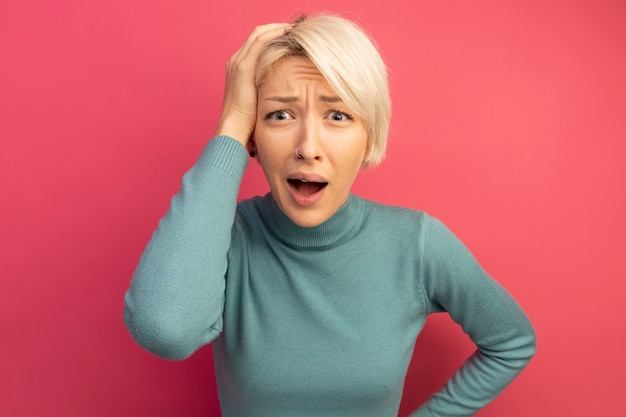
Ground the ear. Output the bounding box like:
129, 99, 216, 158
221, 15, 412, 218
361, 139, 372, 168
247, 136, 257, 158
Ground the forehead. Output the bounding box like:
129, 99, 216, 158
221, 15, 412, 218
259, 57, 333, 94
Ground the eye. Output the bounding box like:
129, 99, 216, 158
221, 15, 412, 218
327, 111, 354, 122
265, 110, 293, 121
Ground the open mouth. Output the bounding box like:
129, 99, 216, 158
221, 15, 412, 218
288, 179, 328, 196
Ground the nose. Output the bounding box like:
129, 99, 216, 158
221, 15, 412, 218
295, 117, 322, 162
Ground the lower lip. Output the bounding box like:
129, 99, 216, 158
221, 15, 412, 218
287, 182, 326, 207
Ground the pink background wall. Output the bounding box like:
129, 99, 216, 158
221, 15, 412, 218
2, 0, 625, 415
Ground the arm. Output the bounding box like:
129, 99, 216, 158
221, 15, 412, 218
123, 22, 291, 360
411, 215, 537, 416
123, 136, 247, 360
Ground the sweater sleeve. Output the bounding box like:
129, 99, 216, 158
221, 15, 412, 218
410, 215, 537, 417
123, 136, 248, 360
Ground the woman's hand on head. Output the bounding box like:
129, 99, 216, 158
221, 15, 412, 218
214, 23, 291, 148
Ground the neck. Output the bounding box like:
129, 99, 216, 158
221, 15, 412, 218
258, 193, 365, 250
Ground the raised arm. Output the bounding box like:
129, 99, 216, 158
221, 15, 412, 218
411, 215, 537, 416
123, 23, 290, 360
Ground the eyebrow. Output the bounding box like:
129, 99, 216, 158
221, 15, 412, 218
263, 95, 343, 103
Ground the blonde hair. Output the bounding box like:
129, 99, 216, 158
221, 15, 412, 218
256, 14, 391, 168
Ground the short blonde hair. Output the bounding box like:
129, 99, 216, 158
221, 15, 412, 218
256, 13, 391, 168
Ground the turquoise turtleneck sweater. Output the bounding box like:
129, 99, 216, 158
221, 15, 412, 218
124, 136, 536, 417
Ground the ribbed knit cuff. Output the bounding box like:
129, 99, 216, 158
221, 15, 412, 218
408, 406, 434, 417
197, 135, 248, 181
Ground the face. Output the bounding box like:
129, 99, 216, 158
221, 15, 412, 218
252, 57, 368, 227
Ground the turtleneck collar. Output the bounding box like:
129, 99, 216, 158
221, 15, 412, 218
256, 193, 365, 250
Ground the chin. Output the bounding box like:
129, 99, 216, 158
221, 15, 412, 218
286, 210, 329, 228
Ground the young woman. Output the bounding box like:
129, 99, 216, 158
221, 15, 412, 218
124, 14, 536, 417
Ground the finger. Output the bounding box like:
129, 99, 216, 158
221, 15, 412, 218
234, 23, 292, 63
241, 23, 292, 49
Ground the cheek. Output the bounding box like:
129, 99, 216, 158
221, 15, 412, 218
255, 137, 285, 175
336, 135, 368, 165
256, 153, 278, 187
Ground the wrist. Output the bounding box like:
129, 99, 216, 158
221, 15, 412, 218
214, 117, 253, 147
